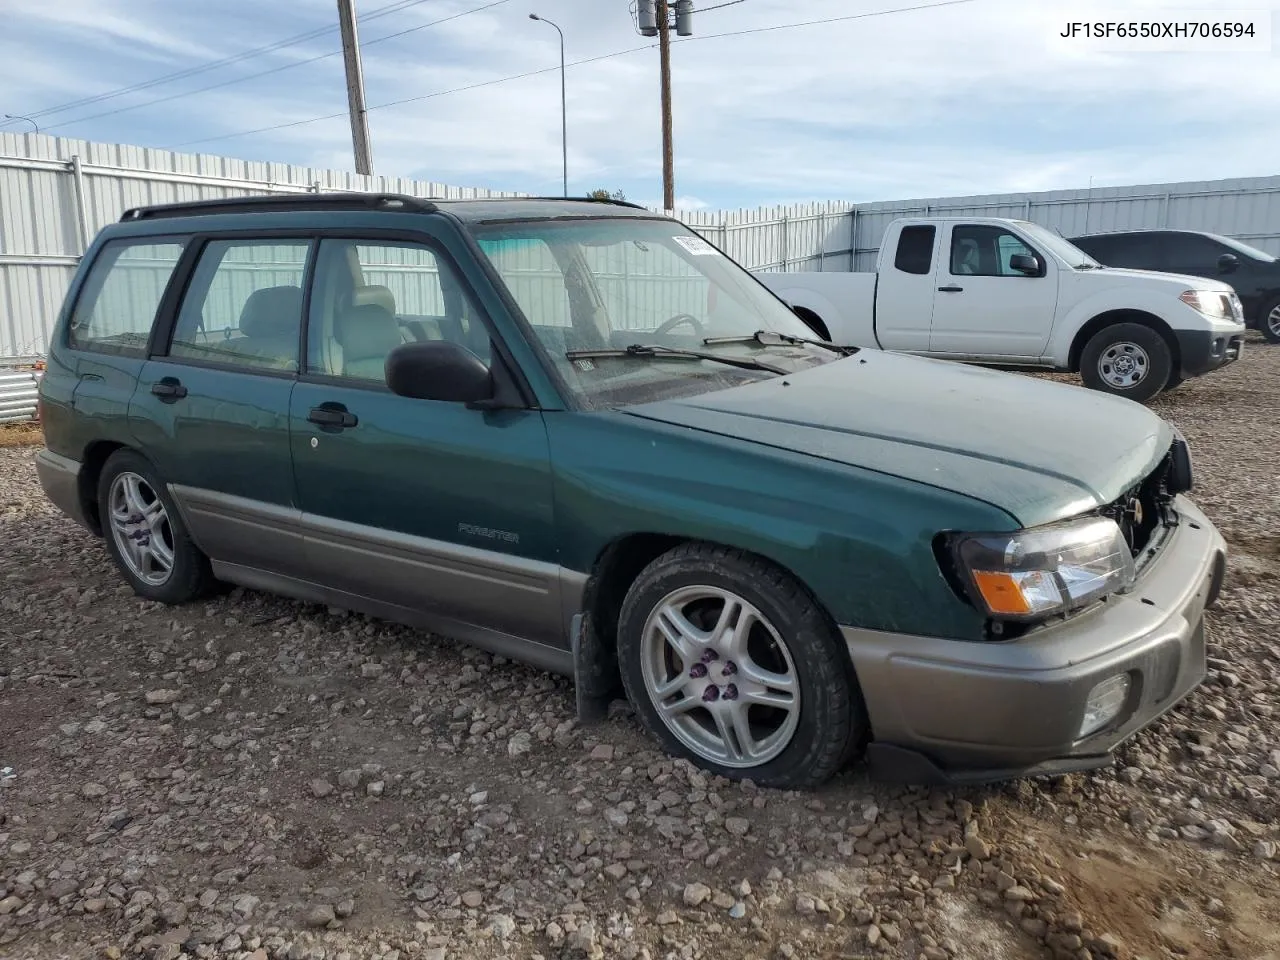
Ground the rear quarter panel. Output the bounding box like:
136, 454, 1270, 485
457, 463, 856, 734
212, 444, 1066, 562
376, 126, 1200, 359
546, 410, 1011, 641
753, 272, 879, 346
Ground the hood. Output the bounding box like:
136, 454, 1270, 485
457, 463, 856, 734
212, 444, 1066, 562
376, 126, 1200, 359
624, 351, 1172, 528
1090, 265, 1236, 293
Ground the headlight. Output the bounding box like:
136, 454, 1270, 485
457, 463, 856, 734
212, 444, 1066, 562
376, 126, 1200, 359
946, 517, 1136, 622
1178, 289, 1235, 320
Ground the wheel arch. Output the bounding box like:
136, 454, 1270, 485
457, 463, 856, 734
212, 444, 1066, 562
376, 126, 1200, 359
1067, 309, 1180, 374
791, 306, 831, 342
78, 440, 131, 536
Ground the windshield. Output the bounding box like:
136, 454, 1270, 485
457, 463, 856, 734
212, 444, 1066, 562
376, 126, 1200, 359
1210, 233, 1277, 262
471, 217, 835, 407
1014, 220, 1101, 269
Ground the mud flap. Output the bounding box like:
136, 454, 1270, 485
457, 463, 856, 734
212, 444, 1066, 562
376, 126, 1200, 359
571, 611, 622, 725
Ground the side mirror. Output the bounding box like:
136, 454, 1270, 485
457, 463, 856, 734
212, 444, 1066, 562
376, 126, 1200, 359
386, 341, 492, 404
1217, 253, 1240, 275
1009, 253, 1041, 276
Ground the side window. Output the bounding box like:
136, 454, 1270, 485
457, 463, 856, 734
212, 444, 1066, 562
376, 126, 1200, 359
950, 225, 1039, 277
893, 225, 936, 275
68, 239, 186, 356
169, 239, 310, 372
1163, 234, 1222, 277
306, 239, 491, 382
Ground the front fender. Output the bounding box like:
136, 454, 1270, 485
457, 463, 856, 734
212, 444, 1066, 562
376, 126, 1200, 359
1048, 284, 1196, 367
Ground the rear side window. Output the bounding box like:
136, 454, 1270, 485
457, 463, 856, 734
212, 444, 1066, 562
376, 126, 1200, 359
68, 239, 186, 356
168, 239, 311, 372
893, 226, 935, 275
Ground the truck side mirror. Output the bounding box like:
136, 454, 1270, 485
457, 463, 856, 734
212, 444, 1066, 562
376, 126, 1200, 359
1217, 253, 1239, 275
1009, 253, 1041, 276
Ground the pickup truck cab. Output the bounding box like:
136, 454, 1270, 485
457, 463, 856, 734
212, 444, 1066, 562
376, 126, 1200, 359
35, 194, 1225, 787
756, 216, 1246, 401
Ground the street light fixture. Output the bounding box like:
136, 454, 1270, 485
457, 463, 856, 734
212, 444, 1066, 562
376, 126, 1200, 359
3, 114, 39, 134
529, 13, 567, 198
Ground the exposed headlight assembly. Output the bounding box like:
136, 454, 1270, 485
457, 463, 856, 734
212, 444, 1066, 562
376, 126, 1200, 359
946, 517, 1136, 622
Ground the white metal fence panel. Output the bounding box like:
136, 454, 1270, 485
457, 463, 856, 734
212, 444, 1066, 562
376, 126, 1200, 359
0, 369, 41, 423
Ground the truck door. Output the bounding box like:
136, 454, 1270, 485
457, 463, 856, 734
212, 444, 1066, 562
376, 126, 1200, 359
928, 223, 1058, 358
873, 223, 938, 351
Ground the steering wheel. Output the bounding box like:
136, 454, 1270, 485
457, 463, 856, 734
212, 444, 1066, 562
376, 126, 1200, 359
652, 313, 705, 338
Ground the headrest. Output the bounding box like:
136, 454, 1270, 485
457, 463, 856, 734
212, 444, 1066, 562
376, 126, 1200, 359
334, 303, 401, 359
353, 284, 396, 315
239, 286, 303, 338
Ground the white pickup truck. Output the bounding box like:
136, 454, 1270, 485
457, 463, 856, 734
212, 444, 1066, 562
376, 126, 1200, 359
754, 216, 1246, 401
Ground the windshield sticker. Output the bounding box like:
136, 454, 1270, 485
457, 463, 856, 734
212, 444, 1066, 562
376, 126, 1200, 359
572, 358, 596, 372
672, 235, 721, 256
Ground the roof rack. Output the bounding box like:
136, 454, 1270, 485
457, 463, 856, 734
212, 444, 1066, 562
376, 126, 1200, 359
565, 195, 652, 211
119, 192, 439, 222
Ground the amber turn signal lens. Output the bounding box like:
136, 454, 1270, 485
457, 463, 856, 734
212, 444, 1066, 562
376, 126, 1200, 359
971, 571, 1033, 616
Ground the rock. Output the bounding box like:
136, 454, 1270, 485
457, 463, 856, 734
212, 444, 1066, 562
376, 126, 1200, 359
366, 780, 385, 797
568, 920, 597, 952
310, 778, 334, 798
489, 914, 516, 938
729, 902, 747, 919
1020, 917, 1048, 938
933, 874, 955, 890
546, 921, 565, 942
305, 903, 335, 928
590, 744, 614, 761
795, 894, 816, 916
507, 732, 532, 757
1252, 840, 1276, 860
0, 896, 23, 915
656, 910, 678, 925
81, 782, 108, 798
1004, 886, 1035, 902
603, 862, 628, 880
964, 834, 991, 860
1094, 932, 1125, 957
232, 894, 260, 919
712, 891, 734, 909
145, 689, 181, 704
683, 882, 711, 907
724, 817, 750, 836
866, 924, 882, 946
461, 890, 483, 908
361, 662, 384, 678
604, 807, 629, 828
1206, 897, 1228, 918
159, 901, 188, 925
335, 898, 355, 918
46, 879, 78, 900
337, 769, 362, 788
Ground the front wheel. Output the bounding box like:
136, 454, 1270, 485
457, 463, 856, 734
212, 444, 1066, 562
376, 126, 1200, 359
1259, 296, 1280, 344
1079, 322, 1172, 403
617, 543, 865, 788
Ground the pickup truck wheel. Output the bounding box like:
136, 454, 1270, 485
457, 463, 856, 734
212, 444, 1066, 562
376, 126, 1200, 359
617, 544, 864, 788
1079, 323, 1171, 402
98, 449, 216, 604
1261, 296, 1280, 344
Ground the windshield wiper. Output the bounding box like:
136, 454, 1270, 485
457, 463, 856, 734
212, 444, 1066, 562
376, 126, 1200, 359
565, 343, 789, 375
703, 329, 858, 356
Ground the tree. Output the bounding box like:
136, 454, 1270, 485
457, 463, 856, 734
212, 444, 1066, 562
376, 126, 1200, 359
587, 188, 626, 201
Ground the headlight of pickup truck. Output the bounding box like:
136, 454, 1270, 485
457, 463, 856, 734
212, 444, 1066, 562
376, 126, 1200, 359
1179, 289, 1236, 320
947, 517, 1136, 621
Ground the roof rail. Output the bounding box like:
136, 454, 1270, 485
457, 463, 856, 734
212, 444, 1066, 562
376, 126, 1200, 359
567, 195, 652, 211
119, 192, 439, 222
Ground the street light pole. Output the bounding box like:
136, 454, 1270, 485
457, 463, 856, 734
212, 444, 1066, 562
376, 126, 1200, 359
3, 114, 39, 134
530, 13, 567, 198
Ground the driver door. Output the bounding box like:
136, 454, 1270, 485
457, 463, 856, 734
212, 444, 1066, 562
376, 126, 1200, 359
288, 233, 564, 651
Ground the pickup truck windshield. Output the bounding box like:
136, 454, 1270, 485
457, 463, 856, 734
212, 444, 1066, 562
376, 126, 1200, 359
1211, 233, 1277, 262
1014, 221, 1101, 269
471, 217, 834, 407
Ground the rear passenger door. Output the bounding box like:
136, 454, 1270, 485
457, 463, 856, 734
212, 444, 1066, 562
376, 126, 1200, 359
288, 234, 564, 652
873, 224, 937, 351
128, 237, 312, 576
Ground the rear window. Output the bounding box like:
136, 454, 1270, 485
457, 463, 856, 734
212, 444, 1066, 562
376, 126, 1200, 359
68, 239, 187, 356
894, 225, 935, 275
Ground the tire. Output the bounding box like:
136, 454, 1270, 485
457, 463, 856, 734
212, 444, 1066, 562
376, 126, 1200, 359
1079, 322, 1172, 403
97, 449, 216, 604
1260, 296, 1280, 344
1164, 372, 1184, 392
617, 543, 865, 788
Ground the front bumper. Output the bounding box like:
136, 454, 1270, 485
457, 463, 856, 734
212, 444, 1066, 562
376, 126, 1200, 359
35, 448, 90, 531
1175, 325, 1244, 378
842, 496, 1226, 785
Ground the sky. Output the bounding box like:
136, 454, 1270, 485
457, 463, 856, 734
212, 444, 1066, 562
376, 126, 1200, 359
1, 0, 1279, 211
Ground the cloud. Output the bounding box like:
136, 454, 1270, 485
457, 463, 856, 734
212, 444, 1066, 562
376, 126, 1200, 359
1, 0, 1278, 210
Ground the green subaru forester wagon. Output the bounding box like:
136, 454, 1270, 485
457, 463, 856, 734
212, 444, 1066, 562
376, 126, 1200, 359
36, 193, 1226, 788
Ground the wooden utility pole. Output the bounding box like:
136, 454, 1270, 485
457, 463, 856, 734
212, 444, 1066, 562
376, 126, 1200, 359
337, 0, 374, 176
657, 0, 675, 212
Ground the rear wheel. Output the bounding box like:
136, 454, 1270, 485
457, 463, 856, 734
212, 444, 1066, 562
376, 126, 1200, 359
1260, 296, 1280, 344
1079, 322, 1172, 403
617, 543, 864, 788
98, 449, 215, 604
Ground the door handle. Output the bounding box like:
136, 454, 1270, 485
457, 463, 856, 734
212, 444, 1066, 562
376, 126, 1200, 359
150, 377, 187, 401
937, 285, 965, 293
308, 404, 358, 429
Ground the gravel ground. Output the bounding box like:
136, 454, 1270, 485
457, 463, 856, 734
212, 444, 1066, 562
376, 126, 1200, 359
2, 341, 1278, 960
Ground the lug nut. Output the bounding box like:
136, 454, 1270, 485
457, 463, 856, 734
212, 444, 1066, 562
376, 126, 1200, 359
702, 685, 721, 702
689, 663, 708, 679
721, 660, 737, 677
722, 684, 739, 701
701, 649, 720, 664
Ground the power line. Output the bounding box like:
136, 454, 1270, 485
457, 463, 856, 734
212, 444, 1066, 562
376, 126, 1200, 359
697, 0, 751, 13
43, 0, 514, 132
172, 0, 981, 149
0, 0, 440, 129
